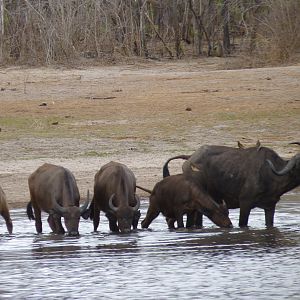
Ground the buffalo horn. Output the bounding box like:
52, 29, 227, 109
267, 156, 298, 176
131, 195, 140, 211
222, 200, 227, 209
80, 190, 90, 214
108, 194, 118, 212
289, 142, 300, 146
52, 202, 67, 216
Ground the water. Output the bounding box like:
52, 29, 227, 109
1, 192, 300, 299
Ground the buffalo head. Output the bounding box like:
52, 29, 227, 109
188, 162, 232, 228
108, 194, 140, 233
51, 195, 90, 236
205, 200, 232, 228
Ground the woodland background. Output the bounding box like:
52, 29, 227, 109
0, 0, 299, 66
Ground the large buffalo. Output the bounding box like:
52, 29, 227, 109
90, 161, 140, 233
163, 144, 300, 227
139, 173, 232, 229
27, 163, 90, 236
0, 186, 13, 234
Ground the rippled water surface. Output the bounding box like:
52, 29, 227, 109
1, 192, 300, 299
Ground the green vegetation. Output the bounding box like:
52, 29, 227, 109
84, 151, 111, 157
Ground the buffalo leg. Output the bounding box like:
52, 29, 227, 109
141, 207, 160, 229
53, 215, 65, 234
264, 206, 275, 227
47, 215, 57, 233
93, 206, 100, 231
177, 214, 184, 228
194, 212, 203, 228
33, 205, 42, 234
132, 210, 141, 229
166, 217, 176, 229
186, 211, 203, 228
186, 212, 194, 228
239, 202, 251, 227
105, 212, 119, 232
1, 210, 13, 234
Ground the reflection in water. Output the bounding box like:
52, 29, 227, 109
0, 194, 300, 299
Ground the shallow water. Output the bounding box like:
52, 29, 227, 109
1, 191, 300, 299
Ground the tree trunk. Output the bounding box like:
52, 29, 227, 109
171, 0, 182, 58
0, 0, 4, 62
189, 0, 211, 56
138, 0, 148, 57
222, 0, 230, 55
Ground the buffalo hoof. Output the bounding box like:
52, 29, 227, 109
68, 231, 79, 236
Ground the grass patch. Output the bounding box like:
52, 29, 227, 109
216, 109, 299, 123
84, 150, 111, 157
0, 116, 71, 139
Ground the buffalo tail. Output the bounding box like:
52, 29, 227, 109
26, 202, 35, 220
162, 155, 191, 177
136, 185, 152, 194
89, 198, 94, 220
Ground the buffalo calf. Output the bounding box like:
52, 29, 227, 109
141, 174, 232, 229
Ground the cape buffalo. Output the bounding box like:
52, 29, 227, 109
139, 173, 232, 229
163, 144, 300, 227
27, 163, 90, 236
90, 161, 140, 233
0, 186, 13, 234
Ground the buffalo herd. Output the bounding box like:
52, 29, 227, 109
0, 142, 299, 235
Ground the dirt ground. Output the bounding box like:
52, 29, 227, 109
0, 58, 299, 208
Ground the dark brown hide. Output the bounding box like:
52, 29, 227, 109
27, 163, 89, 235
141, 174, 232, 229
0, 187, 13, 234
91, 161, 140, 233
163, 145, 300, 227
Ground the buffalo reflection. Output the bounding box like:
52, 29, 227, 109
31, 234, 82, 259
167, 227, 298, 254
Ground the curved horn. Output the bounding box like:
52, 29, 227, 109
80, 190, 90, 214
289, 142, 300, 146
108, 194, 117, 212
267, 157, 297, 176
131, 194, 140, 211
52, 202, 67, 216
